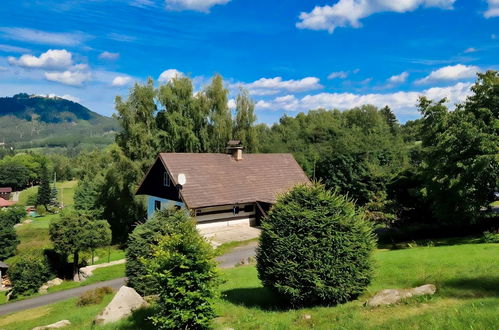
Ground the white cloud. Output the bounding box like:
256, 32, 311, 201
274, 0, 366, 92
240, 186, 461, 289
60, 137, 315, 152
242, 76, 323, 96
0, 27, 88, 46
464, 47, 477, 53
130, 0, 155, 7
112, 75, 133, 87
485, 0, 499, 17
44, 70, 92, 86
158, 69, 184, 83
0, 44, 30, 53
107, 33, 137, 42
297, 0, 455, 33
227, 98, 236, 109
328, 71, 348, 79
8, 49, 74, 70
416, 64, 479, 84
99, 51, 120, 60
388, 71, 409, 84
255, 82, 472, 116
165, 0, 231, 12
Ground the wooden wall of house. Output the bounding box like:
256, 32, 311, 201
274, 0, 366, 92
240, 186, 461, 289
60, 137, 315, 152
194, 203, 256, 227
136, 158, 181, 201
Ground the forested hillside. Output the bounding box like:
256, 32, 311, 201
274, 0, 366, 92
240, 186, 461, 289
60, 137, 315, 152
0, 94, 118, 152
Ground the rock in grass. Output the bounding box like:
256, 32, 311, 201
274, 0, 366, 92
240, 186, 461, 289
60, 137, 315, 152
32, 320, 71, 330
366, 284, 436, 307
94, 286, 148, 325
38, 278, 63, 294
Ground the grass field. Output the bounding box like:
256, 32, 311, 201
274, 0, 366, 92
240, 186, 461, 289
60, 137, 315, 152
0, 293, 115, 330
18, 180, 77, 207
1, 183, 125, 306
0, 213, 125, 304
213, 242, 499, 330
214, 237, 259, 256
1, 241, 497, 329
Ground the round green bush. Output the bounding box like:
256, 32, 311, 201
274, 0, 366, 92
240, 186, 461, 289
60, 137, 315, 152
256, 182, 376, 306
9, 255, 52, 297
126, 208, 196, 296
144, 209, 219, 329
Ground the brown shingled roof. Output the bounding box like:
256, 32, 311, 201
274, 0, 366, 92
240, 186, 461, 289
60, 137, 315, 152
156, 153, 309, 209
0, 198, 16, 208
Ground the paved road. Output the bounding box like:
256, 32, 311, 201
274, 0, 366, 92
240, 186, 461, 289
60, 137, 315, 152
0, 241, 258, 317
0, 277, 126, 316
216, 241, 258, 268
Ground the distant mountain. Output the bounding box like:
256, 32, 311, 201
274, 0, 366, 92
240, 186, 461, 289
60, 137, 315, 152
0, 93, 105, 123
0, 94, 119, 151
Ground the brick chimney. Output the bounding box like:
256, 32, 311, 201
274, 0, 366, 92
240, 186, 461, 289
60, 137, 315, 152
227, 140, 243, 161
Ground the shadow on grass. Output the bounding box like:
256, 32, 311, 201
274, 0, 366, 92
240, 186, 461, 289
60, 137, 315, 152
378, 236, 484, 250
221, 287, 288, 311
443, 276, 499, 298
110, 307, 156, 330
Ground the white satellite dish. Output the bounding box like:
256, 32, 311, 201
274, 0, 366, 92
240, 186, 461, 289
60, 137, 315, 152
178, 173, 187, 186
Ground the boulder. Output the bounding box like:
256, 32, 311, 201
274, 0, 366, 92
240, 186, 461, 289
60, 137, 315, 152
39, 278, 63, 294
366, 284, 436, 307
94, 286, 148, 325
32, 320, 71, 330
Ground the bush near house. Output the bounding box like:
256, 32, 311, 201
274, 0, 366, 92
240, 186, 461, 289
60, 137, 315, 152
8, 255, 52, 297
126, 208, 189, 296
142, 209, 220, 329
0, 206, 25, 227
257, 182, 376, 306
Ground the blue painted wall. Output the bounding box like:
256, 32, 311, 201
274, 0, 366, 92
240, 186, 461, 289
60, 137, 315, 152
147, 196, 185, 219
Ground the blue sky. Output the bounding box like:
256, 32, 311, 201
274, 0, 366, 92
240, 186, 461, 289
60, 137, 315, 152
0, 0, 497, 123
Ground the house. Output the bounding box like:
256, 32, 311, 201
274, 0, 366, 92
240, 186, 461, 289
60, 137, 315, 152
0, 198, 16, 208
136, 142, 310, 227
0, 187, 12, 200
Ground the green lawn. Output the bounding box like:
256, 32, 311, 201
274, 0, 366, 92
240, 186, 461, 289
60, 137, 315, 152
1, 196, 125, 305
214, 237, 259, 256
0, 293, 115, 330
213, 242, 499, 329
0, 263, 125, 305
8, 214, 57, 260
1, 242, 497, 329
18, 180, 77, 207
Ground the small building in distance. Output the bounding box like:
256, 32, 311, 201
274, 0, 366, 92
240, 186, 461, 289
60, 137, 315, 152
136, 142, 310, 228
0, 187, 12, 200
0, 198, 16, 208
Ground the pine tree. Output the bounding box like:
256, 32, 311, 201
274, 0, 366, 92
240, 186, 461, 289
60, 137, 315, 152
380, 105, 399, 134
36, 162, 51, 210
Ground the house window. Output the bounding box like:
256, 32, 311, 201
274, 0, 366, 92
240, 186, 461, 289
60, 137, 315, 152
244, 205, 254, 213
163, 172, 170, 187
154, 200, 161, 211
